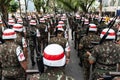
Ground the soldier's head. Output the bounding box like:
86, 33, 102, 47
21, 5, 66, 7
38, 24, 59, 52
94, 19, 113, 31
29, 19, 37, 27
58, 21, 65, 27
56, 25, 64, 37
8, 19, 15, 28
17, 18, 23, 24
2, 28, 16, 40
13, 23, 23, 32
86, 23, 97, 35
43, 44, 66, 67
100, 28, 116, 41
39, 18, 45, 24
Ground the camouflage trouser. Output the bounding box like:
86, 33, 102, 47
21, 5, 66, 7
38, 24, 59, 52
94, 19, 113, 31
4, 77, 26, 80
83, 54, 90, 80
29, 46, 36, 64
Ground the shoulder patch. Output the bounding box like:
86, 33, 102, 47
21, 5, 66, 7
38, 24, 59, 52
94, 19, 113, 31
16, 46, 25, 61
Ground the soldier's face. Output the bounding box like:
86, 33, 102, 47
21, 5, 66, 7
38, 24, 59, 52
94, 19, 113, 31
57, 32, 63, 37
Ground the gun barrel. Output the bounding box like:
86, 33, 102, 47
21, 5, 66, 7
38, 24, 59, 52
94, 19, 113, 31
109, 72, 120, 76
26, 69, 39, 74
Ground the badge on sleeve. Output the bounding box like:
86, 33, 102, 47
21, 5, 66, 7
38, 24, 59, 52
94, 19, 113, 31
22, 37, 27, 48
16, 46, 25, 61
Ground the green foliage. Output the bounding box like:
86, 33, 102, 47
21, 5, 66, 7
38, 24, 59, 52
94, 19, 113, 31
56, 0, 95, 13
32, 0, 95, 13
33, 0, 45, 13
9, 0, 19, 13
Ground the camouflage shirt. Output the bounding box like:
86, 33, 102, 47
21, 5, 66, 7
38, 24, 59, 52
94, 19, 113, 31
15, 33, 23, 47
26, 26, 37, 47
39, 67, 74, 80
90, 41, 120, 78
37, 24, 48, 37
30, 67, 74, 80
79, 33, 100, 51
0, 41, 25, 77
49, 37, 67, 48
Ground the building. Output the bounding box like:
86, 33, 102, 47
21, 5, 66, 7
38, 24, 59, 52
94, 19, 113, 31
102, 0, 120, 12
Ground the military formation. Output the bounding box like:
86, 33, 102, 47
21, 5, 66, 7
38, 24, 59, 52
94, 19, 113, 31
0, 12, 120, 80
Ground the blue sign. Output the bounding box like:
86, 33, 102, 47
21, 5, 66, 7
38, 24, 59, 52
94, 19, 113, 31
117, 10, 120, 16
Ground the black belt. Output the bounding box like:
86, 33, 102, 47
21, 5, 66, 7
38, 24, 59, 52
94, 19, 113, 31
97, 62, 116, 66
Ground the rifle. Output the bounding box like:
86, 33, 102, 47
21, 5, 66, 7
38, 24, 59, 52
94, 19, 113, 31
89, 41, 99, 80
100, 72, 120, 80
0, 13, 9, 28
99, 16, 117, 44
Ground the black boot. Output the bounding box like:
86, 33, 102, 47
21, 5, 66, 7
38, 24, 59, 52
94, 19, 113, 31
32, 61, 35, 66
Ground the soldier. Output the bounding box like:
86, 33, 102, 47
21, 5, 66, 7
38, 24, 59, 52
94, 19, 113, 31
26, 19, 40, 66
0, 29, 27, 80
87, 28, 120, 80
0, 19, 3, 80
31, 44, 74, 80
37, 18, 48, 51
49, 27, 71, 64
78, 23, 100, 80
8, 18, 15, 28
97, 17, 107, 34
0, 19, 4, 44
13, 23, 28, 61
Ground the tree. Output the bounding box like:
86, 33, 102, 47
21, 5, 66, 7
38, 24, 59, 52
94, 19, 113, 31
9, 0, 19, 13
78, 0, 96, 13
57, 0, 79, 12
32, 0, 95, 13
56, 0, 95, 13
0, 0, 12, 21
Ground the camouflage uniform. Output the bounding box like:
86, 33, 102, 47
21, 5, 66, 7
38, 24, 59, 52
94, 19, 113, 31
49, 37, 67, 48
0, 24, 5, 44
26, 25, 38, 66
15, 32, 28, 60
0, 41, 26, 80
89, 41, 120, 80
97, 21, 107, 34
0, 24, 4, 80
37, 23, 48, 50
37, 30, 72, 80
39, 67, 74, 80
79, 33, 100, 80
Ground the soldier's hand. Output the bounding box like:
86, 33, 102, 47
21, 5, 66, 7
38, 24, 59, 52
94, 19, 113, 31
86, 51, 91, 56
66, 59, 70, 64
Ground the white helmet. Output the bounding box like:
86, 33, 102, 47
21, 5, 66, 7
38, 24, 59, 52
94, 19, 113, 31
17, 18, 23, 24
57, 24, 64, 32
2, 29, 16, 39
30, 20, 36, 25
89, 24, 97, 32
100, 28, 116, 40
13, 24, 23, 32
8, 19, 15, 25
40, 18, 45, 23
58, 21, 65, 26
43, 44, 66, 67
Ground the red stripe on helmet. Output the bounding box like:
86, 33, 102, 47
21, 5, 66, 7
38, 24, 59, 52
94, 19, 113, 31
3, 32, 15, 36
43, 52, 64, 60
101, 32, 115, 36
90, 26, 96, 28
